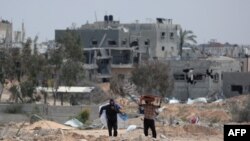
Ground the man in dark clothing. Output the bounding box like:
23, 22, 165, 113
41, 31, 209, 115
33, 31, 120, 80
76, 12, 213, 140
99, 99, 121, 137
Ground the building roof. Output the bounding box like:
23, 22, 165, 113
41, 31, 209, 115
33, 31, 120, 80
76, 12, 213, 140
36, 86, 95, 93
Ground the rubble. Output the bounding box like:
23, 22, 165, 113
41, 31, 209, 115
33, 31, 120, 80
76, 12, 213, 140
1, 95, 250, 141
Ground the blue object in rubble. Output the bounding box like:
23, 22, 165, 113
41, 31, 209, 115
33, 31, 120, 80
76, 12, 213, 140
119, 113, 128, 121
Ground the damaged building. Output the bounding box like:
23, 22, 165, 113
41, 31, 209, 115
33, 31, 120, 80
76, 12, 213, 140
223, 72, 250, 98
169, 56, 241, 101
55, 15, 180, 82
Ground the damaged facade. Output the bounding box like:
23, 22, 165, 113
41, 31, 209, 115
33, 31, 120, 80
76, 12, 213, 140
55, 15, 180, 82
55, 15, 247, 100
169, 56, 241, 100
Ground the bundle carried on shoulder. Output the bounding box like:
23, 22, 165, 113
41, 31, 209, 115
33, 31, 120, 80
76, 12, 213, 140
140, 95, 161, 105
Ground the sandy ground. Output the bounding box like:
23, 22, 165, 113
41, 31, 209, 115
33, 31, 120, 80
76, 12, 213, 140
1, 119, 224, 141
1, 86, 250, 141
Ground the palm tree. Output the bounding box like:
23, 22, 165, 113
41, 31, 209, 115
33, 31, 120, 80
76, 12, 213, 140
179, 29, 197, 59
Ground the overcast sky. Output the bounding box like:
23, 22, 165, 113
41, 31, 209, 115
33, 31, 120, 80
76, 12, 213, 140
1, 0, 250, 44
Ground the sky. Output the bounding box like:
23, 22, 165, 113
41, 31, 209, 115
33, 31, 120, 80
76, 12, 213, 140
1, 0, 250, 44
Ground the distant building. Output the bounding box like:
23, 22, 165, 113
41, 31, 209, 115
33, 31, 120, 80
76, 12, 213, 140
223, 72, 250, 98
168, 56, 241, 100
0, 19, 12, 47
55, 15, 181, 82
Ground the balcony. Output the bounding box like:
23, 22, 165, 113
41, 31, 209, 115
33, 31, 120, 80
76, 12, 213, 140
83, 64, 98, 69
96, 73, 112, 78
111, 63, 134, 68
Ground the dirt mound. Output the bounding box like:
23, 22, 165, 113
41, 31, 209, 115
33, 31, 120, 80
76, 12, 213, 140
160, 101, 232, 123
25, 120, 73, 130
200, 109, 231, 122
183, 124, 220, 135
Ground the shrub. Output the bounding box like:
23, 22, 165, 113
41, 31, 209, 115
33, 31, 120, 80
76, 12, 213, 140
76, 109, 89, 123
230, 96, 250, 122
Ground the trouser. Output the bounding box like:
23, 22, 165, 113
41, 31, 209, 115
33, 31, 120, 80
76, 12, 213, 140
144, 118, 156, 138
107, 119, 118, 136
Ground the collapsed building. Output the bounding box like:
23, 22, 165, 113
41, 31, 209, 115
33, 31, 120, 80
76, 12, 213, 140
55, 15, 180, 82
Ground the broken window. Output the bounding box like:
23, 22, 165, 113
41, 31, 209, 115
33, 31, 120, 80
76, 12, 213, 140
111, 50, 131, 64
130, 41, 138, 47
213, 73, 219, 82
122, 39, 127, 45
157, 18, 164, 23
194, 74, 203, 80
162, 46, 165, 51
108, 40, 117, 45
174, 74, 185, 80
145, 39, 150, 45
91, 40, 98, 46
161, 32, 165, 39
231, 85, 243, 94
170, 32, 174, 39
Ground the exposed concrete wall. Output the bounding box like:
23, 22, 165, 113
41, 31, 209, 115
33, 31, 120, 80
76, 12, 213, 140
223, 72, 250, 98
238, 57, 250, 72
155, 24, 179, 58
169, 60, 211, 100
168, 58, 241, 100
0, 104, 99, 124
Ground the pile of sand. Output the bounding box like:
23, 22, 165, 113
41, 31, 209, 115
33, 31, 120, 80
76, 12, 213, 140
25, 120, 73, 130
182, 124, 220, 135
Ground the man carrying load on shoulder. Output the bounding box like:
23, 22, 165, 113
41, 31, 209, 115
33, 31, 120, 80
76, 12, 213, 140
138, 95, 161, 138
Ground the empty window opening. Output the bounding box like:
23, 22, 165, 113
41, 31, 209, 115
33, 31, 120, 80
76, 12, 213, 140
161, 32, 165, 39
213, 73, 219, 82
231, 85, 243, 94
92, 40, 98, 45
194, 74, 203, 80
162, 46, 165, 51
130, 41, 138, 47
174, 74, 185, 80
170, 32, 174, 38
102, 78, 110, 82
108, 40, 117, 45
122, 40, 127, 45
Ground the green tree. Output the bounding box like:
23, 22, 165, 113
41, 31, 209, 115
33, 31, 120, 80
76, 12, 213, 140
1, 38, 47, 103
20, 38, 32, 79
51, 29, 84, 105
179, 29, 197, 59
131, 61, 173, 97
0, 48, 20, 101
